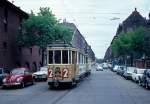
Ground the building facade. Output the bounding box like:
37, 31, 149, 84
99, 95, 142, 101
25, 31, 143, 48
0, 0, 42, 71
104, 8, 150, 68
62, 22, 95, 62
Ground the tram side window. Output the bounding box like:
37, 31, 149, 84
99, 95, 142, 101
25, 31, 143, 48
62, 50, 68, 64
78, 53, 81, 64
69, 50, 71, 64
86, 57, 88, 64
49, 51, 53, 64
54, 50, 61, 64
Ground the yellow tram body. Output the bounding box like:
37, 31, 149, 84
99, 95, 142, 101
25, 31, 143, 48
47, 43, 92, 87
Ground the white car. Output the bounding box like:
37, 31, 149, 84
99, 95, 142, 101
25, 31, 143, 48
102, 63, 108, 69
132, 68, 146, 82
33, 66, 48, 81
113, 65, 119, 72
96, 65, 103, 71
123, 67, 135, 79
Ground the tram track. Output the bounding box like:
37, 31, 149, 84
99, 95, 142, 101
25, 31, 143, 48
51, 89, 72, 104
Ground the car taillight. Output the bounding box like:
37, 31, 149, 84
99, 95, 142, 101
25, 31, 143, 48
48, 69, 53, 78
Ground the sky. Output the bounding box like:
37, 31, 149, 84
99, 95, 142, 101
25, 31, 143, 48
9, 0, 150, 58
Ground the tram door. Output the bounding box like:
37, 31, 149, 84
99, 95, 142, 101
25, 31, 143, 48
72, 51, 77, 77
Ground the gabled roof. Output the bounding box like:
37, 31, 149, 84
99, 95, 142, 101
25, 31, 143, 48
1, 0, 28, 18
123, 8, 147, 26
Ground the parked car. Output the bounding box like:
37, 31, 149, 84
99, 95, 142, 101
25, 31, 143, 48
0, 68, 10, 85
131, 68, 146, 82
32, 66, 48, 81
139, 69, 150, 89
2, 67, 34, 88
96, 65, 103, 71
145, 69, 150, 89
123, 67, 135, 80
102, 63, 108, 69
107, 63, 113, 70
116, 66, 126, 76
112, 65, 119, 72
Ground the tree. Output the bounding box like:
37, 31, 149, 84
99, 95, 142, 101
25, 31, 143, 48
130, 27, 147, 58
111, 32, 131, 58
111, 27, 147, 66
53, 24, 73, 42
17, 7, 73, 66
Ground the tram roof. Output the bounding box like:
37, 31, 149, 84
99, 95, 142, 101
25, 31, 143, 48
47, 40, 72, 48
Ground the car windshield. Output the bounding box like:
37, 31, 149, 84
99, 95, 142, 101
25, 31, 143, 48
11, 69, 24, 75
137, 69, 145, 74
40, 67, 48, 71
127, 67, 135, 72
114, 66, 119, 69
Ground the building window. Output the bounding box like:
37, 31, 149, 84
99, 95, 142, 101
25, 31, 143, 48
25, 62, 30, 69
4, 7, 8, 32
39, 49, 41, 55
16, 61, 21, 67
3, 42, 7, 49
32, 62, 37, 72
30, 48, 32, 55
18, 46, 22, 53
19, 17, 22, 31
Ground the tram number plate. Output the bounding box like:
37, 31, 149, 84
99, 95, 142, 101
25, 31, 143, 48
48, 69, 53, 78
62, 68, 68, 78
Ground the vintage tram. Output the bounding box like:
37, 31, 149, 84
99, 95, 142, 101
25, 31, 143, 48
47, 41, 93, 87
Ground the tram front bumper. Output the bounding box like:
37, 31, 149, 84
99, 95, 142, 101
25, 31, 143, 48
48, 79, 72, 85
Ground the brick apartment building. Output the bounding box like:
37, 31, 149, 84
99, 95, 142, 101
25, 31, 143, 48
0, 0, 42, 71
104, 8, 150, 68
62, 22, 95, 62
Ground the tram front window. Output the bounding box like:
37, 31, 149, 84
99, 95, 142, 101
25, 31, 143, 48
62, 50, 68, 64
55, 50, 61, 64
49, 51, 53, 64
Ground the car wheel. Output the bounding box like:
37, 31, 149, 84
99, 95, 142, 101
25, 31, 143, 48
20, 82, 25, 88
145, 82, 149, 89
31, 79, 34, 85
135, 78, 138, 83
138, 80, 141, 86
2, 85, 6, 89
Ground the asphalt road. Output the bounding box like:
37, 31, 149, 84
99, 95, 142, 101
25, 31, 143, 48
0, 69, 150, 104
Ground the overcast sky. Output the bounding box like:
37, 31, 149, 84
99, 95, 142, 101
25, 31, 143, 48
10, 0, 150, 58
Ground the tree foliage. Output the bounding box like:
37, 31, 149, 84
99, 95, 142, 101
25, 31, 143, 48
17, 7, 73, 49
17, 7, 73, 66
111, 27, 147, 59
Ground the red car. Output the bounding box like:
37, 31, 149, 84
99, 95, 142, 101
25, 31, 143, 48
2, 67, 34, 88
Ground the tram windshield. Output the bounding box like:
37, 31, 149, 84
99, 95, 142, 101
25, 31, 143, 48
55, 50, 61, 64
48, 50, 71, 64
62, 50, 68, 64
